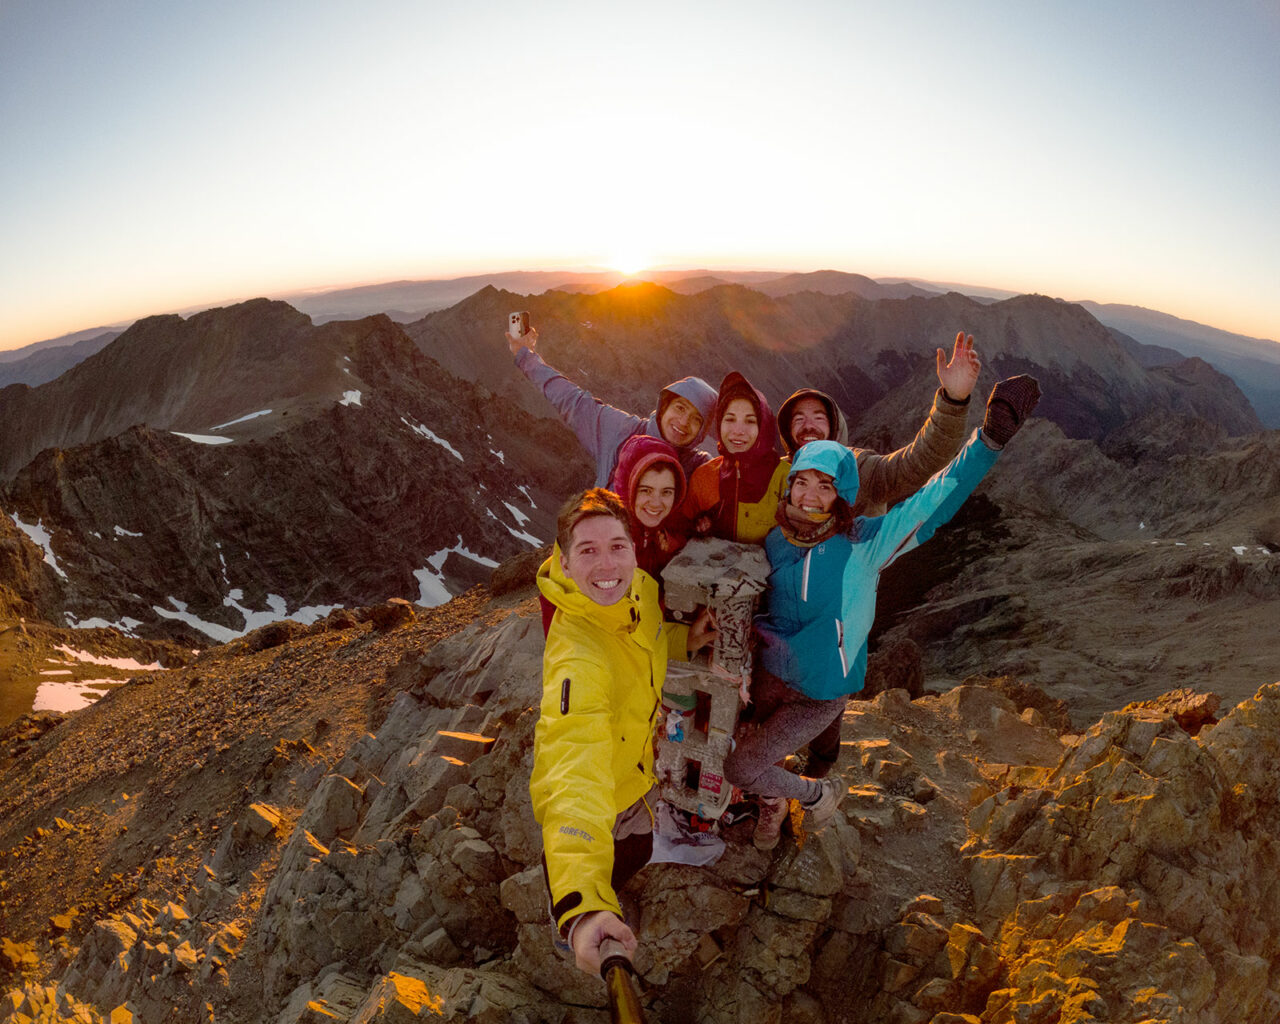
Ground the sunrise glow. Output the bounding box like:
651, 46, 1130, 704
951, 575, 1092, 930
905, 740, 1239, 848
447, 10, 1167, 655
1, 2, 1277, 350
611, 255, 652, 278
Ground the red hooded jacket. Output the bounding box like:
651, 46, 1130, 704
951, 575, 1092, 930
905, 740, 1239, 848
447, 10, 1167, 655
679, 372, 789, 544
610, 434, 690, 581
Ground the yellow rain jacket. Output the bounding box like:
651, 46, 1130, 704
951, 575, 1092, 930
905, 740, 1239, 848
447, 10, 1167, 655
530, 546, 690, 933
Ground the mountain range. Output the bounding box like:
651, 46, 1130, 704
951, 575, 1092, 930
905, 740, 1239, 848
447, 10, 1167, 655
6, 270, 1279, 427
0, 300, 581, 652
1, 270, 1278, 1023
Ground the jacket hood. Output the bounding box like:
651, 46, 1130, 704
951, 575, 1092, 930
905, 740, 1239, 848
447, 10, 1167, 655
536, 544, 644, 634
778, 387, 850, 457
654, 376, 718, 448
788, 440, 860, 505
713, 371, 779, 461
610, 435, 688, 512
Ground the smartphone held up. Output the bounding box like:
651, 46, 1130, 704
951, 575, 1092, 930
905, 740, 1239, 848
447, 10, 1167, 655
509, 311, 530, 339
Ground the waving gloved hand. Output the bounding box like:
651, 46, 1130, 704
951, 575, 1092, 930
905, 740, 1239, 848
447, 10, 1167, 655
982, 375, 1041, 446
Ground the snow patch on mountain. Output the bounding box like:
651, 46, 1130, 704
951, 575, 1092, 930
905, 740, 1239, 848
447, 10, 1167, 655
211, 409, 272, 430
502, 502, 531, 527
54, 645, 161, 672
171, 432, 234, 445
224, 589, 340, 633
340, 390, 363, 407
64, 612, 144, 634
153, 590, 340, 643
414, 539, 499, 607
400, 417, 463, 461
487, 508, 541, 548
33, 678, 119, 713
10, 514, 67, 579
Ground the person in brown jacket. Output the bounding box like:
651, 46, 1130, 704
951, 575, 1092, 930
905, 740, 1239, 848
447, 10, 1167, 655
777, 331, 981, 515
776, 330, 982, 775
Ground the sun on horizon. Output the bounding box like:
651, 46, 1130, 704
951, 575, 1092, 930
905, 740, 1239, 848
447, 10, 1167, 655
609, 254, 652, 277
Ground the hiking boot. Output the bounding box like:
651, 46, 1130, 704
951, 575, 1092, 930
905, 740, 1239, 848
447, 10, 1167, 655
753, 797, 789, 851
801, 777, 843, 830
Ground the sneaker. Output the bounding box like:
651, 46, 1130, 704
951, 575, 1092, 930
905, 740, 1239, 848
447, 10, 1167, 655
753, 797, 789, 851
801, 777, 843, 830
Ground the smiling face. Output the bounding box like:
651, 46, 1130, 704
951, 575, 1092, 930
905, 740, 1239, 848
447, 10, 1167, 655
720, 397, 760, 454
633, 465, 678, 528
559, 514, 637, 606
789, 397, 831, 446
789, 468, 838, 514
659, 396, 703, 448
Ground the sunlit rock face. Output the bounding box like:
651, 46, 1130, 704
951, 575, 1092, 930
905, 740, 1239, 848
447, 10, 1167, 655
7, 568, 1279, 1023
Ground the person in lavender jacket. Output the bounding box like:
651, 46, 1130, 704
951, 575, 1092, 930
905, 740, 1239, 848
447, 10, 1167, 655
507, 324, 718, 488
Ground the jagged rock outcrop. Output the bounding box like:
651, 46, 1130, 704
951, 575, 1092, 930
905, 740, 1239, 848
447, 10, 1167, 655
960, 685, 1280, 1022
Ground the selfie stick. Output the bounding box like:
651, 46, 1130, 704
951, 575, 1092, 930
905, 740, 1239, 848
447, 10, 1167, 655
599, 938, 646, 1024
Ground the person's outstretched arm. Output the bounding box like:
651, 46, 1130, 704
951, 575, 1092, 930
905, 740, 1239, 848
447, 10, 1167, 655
854, 331, 982, 510
528, 648, 628, 964
860, 374, 1041, 570
508, 326, 645, 477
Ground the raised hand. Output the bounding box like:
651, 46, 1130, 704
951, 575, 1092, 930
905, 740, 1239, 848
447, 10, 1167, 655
982, 375, 1042, 446
507, 325, 538, 356
936, 331, 981, 401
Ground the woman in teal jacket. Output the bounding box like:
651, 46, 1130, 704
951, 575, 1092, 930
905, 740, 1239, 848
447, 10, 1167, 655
726, 375, 1041, 849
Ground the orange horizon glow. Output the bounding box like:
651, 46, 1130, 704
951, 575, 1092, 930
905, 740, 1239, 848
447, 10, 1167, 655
609, 255, 651, 278
3, 262, 1280, 355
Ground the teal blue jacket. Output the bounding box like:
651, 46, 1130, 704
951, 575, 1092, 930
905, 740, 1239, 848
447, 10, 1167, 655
758, 431, 1000, 699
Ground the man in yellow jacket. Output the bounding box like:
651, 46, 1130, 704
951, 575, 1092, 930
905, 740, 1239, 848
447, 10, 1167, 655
530, 489, 715, 975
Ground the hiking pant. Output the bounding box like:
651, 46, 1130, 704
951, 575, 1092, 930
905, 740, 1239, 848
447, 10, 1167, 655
724, 668, 845, 802
805, 700, 847, 776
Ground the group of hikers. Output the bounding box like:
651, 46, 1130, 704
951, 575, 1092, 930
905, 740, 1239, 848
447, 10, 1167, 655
510, 317, 1041, 976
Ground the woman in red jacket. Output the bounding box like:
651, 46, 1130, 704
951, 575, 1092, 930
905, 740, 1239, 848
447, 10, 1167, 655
680, 371, 789, 544
609, 434, 690, 581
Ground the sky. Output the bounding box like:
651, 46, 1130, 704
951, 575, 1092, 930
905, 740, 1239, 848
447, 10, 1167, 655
2, 0, 1278, 352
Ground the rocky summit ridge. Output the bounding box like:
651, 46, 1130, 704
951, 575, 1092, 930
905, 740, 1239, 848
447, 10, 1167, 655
1, 581, 1279, 1023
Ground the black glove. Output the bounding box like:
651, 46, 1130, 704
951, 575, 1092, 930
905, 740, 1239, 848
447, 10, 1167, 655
982, 375, 1041, 446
